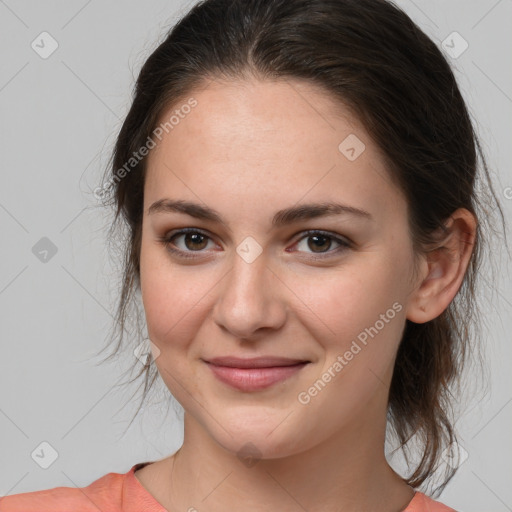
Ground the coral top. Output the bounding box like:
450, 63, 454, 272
0, 461, 456, 511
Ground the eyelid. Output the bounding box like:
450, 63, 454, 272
290, 229, 352, 246
159, 227, 352, 259
288, 229, 352, 258
159, 227, 219, 259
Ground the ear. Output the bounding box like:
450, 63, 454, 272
405, 208, 477, 324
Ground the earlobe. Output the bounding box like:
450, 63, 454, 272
405, 209, 477, 324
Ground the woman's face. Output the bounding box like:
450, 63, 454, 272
140, 78, 424, 458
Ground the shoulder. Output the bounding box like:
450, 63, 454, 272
0, 465, 141, 512
405, 491, 457, 512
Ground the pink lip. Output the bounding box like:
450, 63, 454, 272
203, 357, 310, 392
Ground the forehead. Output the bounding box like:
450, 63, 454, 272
152, 77, 362, 159
144, 78, 406, 226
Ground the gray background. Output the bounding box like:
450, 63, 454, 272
0, 1, 511, 510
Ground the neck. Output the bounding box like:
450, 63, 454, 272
160, 406, 414, 512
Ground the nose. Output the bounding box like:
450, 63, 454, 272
212, 248, 287, 341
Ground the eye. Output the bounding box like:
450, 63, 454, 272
158, 228, 351, 260
159, 228, 217, 259
290, 230, 351, 258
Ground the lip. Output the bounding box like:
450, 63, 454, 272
203, 356, 310, 392
205, 356, 309, 368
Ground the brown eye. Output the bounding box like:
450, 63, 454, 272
159, 228, 351, 261
180, 232, 209, 251
293, 230, 351, 258
307, 234, 332, 253
160, 229, 216, 259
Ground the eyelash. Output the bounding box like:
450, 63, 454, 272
158, 228, 352, 260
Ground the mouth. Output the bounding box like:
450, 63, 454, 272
202, 356, 311, 392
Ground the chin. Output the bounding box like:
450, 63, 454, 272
204, 407, 315, 461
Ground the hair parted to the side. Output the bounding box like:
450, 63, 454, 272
96, 0, 508, 496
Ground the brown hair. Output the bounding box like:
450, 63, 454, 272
97, 0, 508, 495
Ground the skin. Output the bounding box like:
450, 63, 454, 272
135, 77, 477, 512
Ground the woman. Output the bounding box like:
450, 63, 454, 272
1, 0, 507, 511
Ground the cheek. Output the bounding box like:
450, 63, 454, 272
139, 249, 208, 399
290, 260, 406, 350
141, 270, 198, 348
140, 240, 186, 346
292, 266, 407, 426
139, 241, 221, 350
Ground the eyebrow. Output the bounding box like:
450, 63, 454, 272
148, 199, 373, 228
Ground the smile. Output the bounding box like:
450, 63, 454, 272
203, 356, 310, 392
